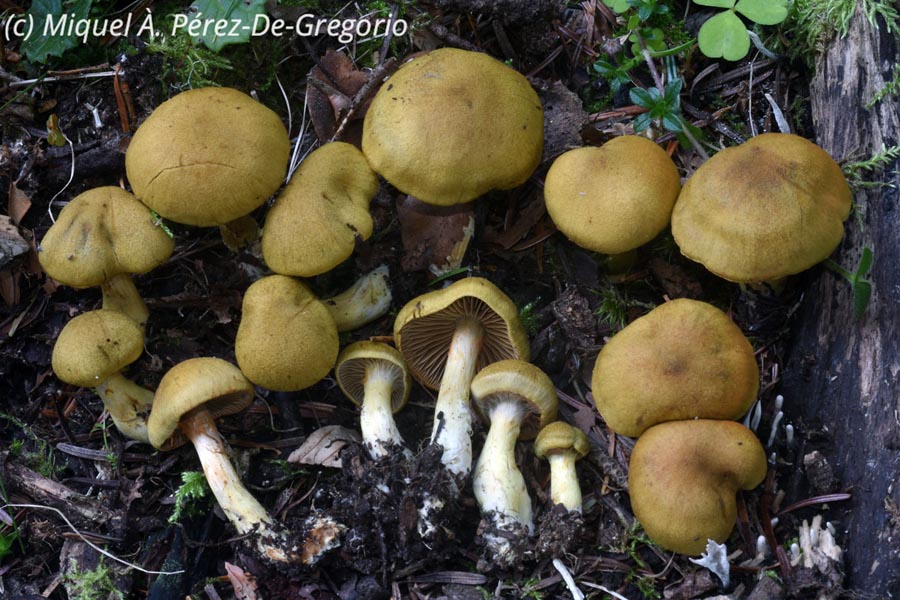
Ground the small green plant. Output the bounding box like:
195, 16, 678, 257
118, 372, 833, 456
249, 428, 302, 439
8, 439, 24, 456
63, 558, 124, 600
187, 0, 266, 51
145, 29, 234, 90
595, 285, 654, 330
20, 0, 93, 63
168, 471, 210, 524
694, 0, 788, 61
518, 300, 541, 337
843, 144, 900, 189
824, 247, 873, 320
0, 414, 59, 477
868, 64, 900, 108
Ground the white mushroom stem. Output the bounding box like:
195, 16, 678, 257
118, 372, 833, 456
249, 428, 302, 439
95, 372, 154, 444
360, 363, 406, 459
546, 450, 583, 512
324, 266, 392, 332
101, 274, 149, 331
432, 316, 484, 477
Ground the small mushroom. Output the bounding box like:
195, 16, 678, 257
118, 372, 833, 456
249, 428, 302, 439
470, 360, 557, 566
322, 265, 392, 332
334, 341, 411, 460
38, 187, 175, 329
51, 309, 153, 443
628, 419, 767, 555
534, 421, 590, 512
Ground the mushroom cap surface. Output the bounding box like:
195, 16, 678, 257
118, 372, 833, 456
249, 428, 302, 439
592, 298, 759, 438
470, 360, 558, 440
235, 275, 339, 392
52, 309, 144, 387
393, 277, 529, 389
534, 421, 590, 460
545, 137, 681, 254
335, 341, 411, 413
262, 142, 378, 277
628, 419, 767, 555
147, 357, 254, 450
362, 48, 544, 206
39, 187, 175, 288
125, 87, 290, 227
671, 133, 852, 282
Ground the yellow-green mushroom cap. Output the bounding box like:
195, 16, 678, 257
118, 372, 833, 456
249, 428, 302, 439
470, 360, 558, 440
262, 142, 378, 277
125, 87, 290, 227
147, 357, 254, 451
544, 136, 681, 254
592, 299, 759, 438
235, 275, 339, 392
534, 421, 589, 460
394, 277, 530, 389
671, 133, 852, 282
38, 187, 174, 288
335, 341, 411, 413
629, 419, 767, 555
362, 48, 544, 206
51, 309, 144, 387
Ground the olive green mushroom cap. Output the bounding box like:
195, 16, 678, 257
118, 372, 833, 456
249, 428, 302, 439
394, 277, 530, 389
470, 360, 558, 440
335, 341, 411, 412
262, 142, 378, 277
125, 87, 290, 227
39, 187, 175, 288
592, 299, 759, 438
534, 421, 590, 460
147, 357, 254, 451
629, 419, 767, 555
235, 275, 339, 392
362, 48, 544, 206
545, 137, 681, 255
671, 133, 852, 282
51, 309, 144, 387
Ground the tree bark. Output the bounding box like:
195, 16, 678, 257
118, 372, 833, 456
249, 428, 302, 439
782, 7, 900, 595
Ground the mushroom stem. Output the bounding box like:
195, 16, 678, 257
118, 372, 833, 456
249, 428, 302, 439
432, 316, 484, 477
101, 274, 149, 330
361, 363, 406, 459
324, 266, 392, 332
95, 372, 154, 444
546, 452, 582, 512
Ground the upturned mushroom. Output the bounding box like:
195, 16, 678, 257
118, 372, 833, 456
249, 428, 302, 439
394, 277, 530, 477
39, 187, 175, 329
671, 133, 852, 282
335, 341, 411, 460
470, 360, 557, 566
534, 421, 590, 512
362, 48, 544, 206
51, 309, 153, 443
628, 419, 767, 555
592, 298, 759, 438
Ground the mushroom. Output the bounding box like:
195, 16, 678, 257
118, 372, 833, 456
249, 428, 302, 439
628, 419, 767, 555
334, 341, 411, 460
125, 87, 290, 228
534, 421, 590, 512
147, 357, 300, 563
262, 142, 378, 278
592, 298, 759, 438
51, 309, 153, 443
544, 136, 682, 255
38, 187, 175, 329
671, 133, 852, 282
322, 265, 392, 332
394, 277, 530, 477
362, 48, 544, 206
470, 360, 557, 566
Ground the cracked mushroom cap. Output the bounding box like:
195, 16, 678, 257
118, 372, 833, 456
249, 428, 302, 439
592, 299, 759, 438
262, 142, 378, 277
534, 421, 590, 461
38, 187, 175, 288
147, 357, 254, 451
125, 87, 290, 227
544, 136, 681, 254
393, 277, 529, 389
235, 275, 339, 392
335, 341, 411, 412
671, 133, 852, 282
51, 309, 144, 387
629, 419, 767, 555
471, 360, 558, 440
362, 48, 544, 206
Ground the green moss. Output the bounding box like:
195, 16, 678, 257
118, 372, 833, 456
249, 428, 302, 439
63, 558, 124, 600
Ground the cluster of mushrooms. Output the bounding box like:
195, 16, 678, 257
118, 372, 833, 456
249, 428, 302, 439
39, 43, 854, 571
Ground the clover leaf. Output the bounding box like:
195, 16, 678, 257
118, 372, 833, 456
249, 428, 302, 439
693, 0, 787, 61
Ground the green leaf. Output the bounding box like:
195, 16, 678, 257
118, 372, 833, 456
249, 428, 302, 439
662, 112, 684, 132
604, 0, 632, 13
629, 86, 657, 108
692, 0, 736, 7
21, 0, 93, 64
698, 10, 751, 61
852, 280, 872, 320
735, 0, 788, 25
188, 0, 266, 52
633, 113, 653, 132
856, 247, 874, 278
